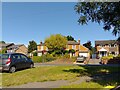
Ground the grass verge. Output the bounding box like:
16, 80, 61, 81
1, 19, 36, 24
2, 65, 120, 88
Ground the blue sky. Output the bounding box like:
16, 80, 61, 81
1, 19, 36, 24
2, 2, 117, 46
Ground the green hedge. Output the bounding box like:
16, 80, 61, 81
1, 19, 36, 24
32, 56, 43, 63
32, 54, 56, 63
102, 55, 114, 60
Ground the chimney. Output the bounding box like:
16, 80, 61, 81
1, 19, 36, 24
78, 40, 80, 44
40, 41, 42, 44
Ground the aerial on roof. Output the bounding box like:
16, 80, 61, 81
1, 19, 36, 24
95, 40, 118, 45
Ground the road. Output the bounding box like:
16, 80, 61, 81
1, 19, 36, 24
34, 59, 120, 67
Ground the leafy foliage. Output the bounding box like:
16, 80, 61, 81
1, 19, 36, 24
28, 40, 37, 53
45, 34, 67, 51
69, 49, 75, 54
32, 54, 56, 63
0, 41, 5, 44
66, 35, 75, 41
0, 48, 7, 54
75, 2, 120, 36
83, 41, 92, 50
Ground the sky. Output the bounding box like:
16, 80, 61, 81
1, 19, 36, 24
2, 2, 117, 47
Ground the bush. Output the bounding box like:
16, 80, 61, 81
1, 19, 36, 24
33, 52, 37, 56
32, 54, 57, 63
32, 56, 43, 63
102, 55, 114, 60
44, 54, 56, 62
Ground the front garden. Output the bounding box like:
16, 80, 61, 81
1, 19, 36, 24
2, 65, 120, 89
101, 54, 120, 64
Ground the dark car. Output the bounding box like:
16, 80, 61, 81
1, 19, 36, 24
0, 53, 34, 73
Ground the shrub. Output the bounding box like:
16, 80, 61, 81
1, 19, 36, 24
62, 53, 70, 59
44, 54, 56, 62
102, 55, 114, 60
32, 56, 43, 63
33, 52, 37, 56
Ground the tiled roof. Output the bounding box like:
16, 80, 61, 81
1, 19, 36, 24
0, 43, 14, 48
37, 43, 45, 46
67, 41, 80, 45
95, 40, 118, 45
7, 44, 24, 50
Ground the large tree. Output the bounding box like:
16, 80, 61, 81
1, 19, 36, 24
66, 35, 75, 41
83, 41, 92, 51
28, 40, 37, 53
45, 34, 67, 51
74, 2, 120, 36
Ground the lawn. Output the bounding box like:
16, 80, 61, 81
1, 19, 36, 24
2, 65, 120, 88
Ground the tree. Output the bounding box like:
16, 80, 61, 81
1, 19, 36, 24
28, 40, 37, 53
83, 41, 93, 58
45, 34, 67, 53
66, 35, 75, 41
0, 48, 7, 54
83, 41, 92, 51
0, 41, 5, 44
74, 2, 120, 36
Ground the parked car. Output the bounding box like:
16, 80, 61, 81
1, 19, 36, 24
76, 56, 86, 63
0, 53, 34, 73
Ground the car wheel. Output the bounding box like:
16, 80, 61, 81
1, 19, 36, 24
30, 64, 34, 68
9, 66, 16, 73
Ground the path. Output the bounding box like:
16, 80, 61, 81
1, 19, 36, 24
6, 76, 92, 88
88, 59, 101, 64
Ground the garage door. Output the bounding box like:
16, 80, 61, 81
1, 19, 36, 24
79, 53, 88, 57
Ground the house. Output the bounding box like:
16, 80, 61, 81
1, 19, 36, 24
0, 43, 14, 51
37, 40, 90, 58
37, 42, 48, 56
66, 40, 90, 57
95, 40, 119, 58
7, 44, 28, 55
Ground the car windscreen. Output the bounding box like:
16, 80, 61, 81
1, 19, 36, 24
1, 54, 9, 60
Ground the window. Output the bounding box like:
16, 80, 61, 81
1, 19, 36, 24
114, 44, 117, 47
12, 54, 21, 60
41, 46, 43, 50
72, 45, 75, 49
21, 55, 28, 61
109, 44, 111, 47
111, 44, 114, 47
111, 52, 115, 55
1, 54, 9, 59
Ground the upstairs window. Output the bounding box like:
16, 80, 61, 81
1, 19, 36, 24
114, 44, 117, 47
111, 44, 114, 47
109, 44, 111, 47
72, 45, 75, 49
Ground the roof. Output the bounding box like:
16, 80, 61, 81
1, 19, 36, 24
79, 45, 89, 52
95, 40, 118, 45
67, 41, 80, 45
0, 43, 14, 48
7, 44, 24, 50
37, 43, 45, 46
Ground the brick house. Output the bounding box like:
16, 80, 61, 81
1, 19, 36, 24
7, 44, 28, 55
37, 40, 90, 58
95, 40, 119, 58
0, 43, 14, 51
37, 42, 48, 56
